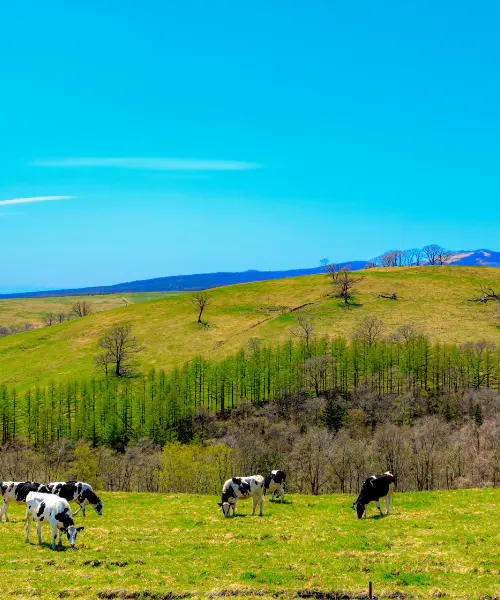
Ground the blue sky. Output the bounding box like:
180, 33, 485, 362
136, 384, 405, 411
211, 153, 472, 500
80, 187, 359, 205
1, 1, 499, 292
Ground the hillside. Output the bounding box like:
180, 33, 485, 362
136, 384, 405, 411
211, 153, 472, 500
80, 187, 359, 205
0, 291, 180, 330
1, 266, 499, 389
2, 490, 499, 599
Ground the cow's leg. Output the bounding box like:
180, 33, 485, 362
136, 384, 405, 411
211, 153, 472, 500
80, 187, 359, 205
37, 523, 43, 545
51, 526, 56, 550
252, 496, 257, 515
0, 499, 3, 521
232, 501, 236, 516
4, 501, 9, 523
25, 514, 31, 543
385, 492, 392, 515
259, 496, 264, 516
58, 529, 63, 546
280, 486, 285, 504
73, 504, 82, 516
271, 491, 275, 501
376, 500, 383, 516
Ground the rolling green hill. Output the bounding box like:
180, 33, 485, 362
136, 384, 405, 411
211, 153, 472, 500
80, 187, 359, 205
2, 489, 499, 599
1, 266, 499, 389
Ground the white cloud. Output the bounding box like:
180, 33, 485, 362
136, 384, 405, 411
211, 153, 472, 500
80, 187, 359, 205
0, 196, 76, 206
32, 158, 261, 171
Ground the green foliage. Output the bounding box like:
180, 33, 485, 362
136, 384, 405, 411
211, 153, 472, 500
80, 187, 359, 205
321, 398, 348, 431
68, 444, 103, 489
160, 442, 237, 494
1, 334, 500, 448
0, 489, 498, 599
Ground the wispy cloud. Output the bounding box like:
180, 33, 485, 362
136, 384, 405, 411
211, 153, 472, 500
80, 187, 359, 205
32, 158, 262, 171
0, 196, 76, 206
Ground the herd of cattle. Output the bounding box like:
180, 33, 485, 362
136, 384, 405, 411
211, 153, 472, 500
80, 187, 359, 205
0, 470, 395, 551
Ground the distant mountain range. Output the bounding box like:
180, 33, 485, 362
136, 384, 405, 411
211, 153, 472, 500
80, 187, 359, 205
445, 249, 500, 267
1, 249, 498, 299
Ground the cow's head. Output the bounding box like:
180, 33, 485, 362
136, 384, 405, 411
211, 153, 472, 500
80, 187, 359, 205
64, 525, 84, 547
352, 502, 366, 519
93, 500, 103, 516
217, 501, 232, 517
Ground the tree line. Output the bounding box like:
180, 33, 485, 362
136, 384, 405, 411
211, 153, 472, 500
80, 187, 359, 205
1, 325, 499, 448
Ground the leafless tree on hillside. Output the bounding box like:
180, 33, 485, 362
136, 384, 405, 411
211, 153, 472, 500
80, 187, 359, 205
43, 313, 57, 326
94, 325, 144, 377
58, 313, 66, 324
191, 292, 209, 324
71, 300, 93, 318
290, 314, 315, 350
321, 259, 350, 282
331, 269, 364, 305
354, 316, 385, 347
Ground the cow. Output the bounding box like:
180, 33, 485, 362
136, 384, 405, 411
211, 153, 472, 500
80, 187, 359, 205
25, 492, 84, 550
219, 475, 265, 518
0, 481, 50, 523
352, 472, 395, 519
264, 470, 286, 503
47, 481, 103, 517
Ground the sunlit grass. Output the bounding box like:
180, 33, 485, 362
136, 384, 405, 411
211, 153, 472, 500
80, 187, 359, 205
1, 266, 499, 389
1, 489, 498, 599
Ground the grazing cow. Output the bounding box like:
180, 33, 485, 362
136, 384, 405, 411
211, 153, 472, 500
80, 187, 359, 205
0, 481, 49, 523
219, 475, 265, 517
25, 492, 84, 550
352, 472, 395, 519
264, 470, 286, 503
47, 481, 103, 516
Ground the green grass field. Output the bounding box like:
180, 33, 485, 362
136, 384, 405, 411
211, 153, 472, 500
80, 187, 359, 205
1, 266, 499, 389
1, 489, 498, 599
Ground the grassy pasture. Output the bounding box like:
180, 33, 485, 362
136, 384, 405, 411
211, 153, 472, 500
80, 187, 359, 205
1, 489, 499, 599
0, 292, 181, 329
1, 266, 499, 389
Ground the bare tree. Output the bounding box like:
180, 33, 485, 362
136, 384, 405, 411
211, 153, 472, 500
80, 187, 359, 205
290, 314, 315, 350
302, 356, 334, 397
94, 325, 144, 377
191, 292, 209, 324
423, 244, 444, 265
71, 300, 93, 318
354, 316, 385, 347
23, 323, 34, 331
331, 269, 364, 305
436, 248, 453, 265
58, 313, 66, 324
322, 260, 350, 282
413, 248, 423, 266
43, 313, 57, 326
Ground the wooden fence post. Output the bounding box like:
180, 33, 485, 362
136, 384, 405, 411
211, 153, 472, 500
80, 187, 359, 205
369, 580, 373, 600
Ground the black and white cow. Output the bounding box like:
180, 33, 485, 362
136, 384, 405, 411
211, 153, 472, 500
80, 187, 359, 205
26, 492, 84, 550
264, 470, 286, 503
47, 481, 103, 517
0, 481, 49, 523
219, 475, 265, 517
352, 472, 395, 519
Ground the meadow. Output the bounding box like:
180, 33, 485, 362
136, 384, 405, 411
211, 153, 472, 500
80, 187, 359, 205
0, 266, 499, 389
0, 292, 180, 329
0, 489, 498, 599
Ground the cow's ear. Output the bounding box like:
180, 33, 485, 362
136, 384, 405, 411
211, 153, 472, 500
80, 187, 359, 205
76, 527, 85, 532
